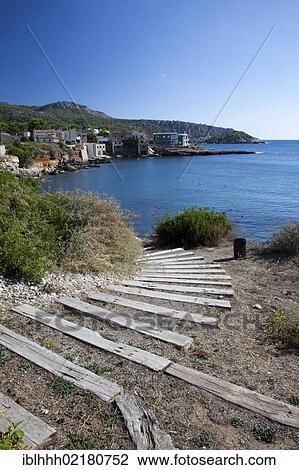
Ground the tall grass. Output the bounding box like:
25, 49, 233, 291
0, 171, 140, 282
154, 207, 232, 249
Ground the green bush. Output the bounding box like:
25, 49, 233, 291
0, 171, 140, 283
154, 207, 232, 249
263, 311, 299, 351
268, 222, 299, 257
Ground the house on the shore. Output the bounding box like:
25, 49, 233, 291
33, 129, 64, 143
0, 132, 19, 144
84, 142, 106, 159
153, 132, 189, 147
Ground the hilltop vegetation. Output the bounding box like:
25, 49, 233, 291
0, 101, 259, 143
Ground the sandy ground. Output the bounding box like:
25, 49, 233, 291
0, 244, 298, 450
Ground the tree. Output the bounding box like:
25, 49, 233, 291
87, 133, 97, 143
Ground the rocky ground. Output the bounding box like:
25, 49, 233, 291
0, 244, 298, 450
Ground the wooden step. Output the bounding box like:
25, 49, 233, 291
143, 264, 223, 270
142, 252, 197, 262
136, 276, 232, 287
144, 256, 207, 264
142, 269, 226, 275
108, 285, 231, 309
143, 248, 184, 258
88, 291, 217, 326
166, 363, 299, 430
139, 272, 231, 280
57, 296, 192, 350
0, 323, 122, 402
120, 280, 234, 297
0, 392, 56, 449
116, 391, 175, 449
13, 304, 171, 372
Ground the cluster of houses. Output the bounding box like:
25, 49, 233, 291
0, 127, 190, 163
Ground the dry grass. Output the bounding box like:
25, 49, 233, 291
62, 193, 141, 275
268, 222, 299, 258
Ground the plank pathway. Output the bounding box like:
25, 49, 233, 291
12, 304, 171, 371
120, 279, 234, 297
88, 291, 217, 326
0, 393, 56, 449
0, 323, 122, 402
108, 284, 231, 309
57, 296, 192, 350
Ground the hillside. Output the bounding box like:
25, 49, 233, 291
0, 101, 260, 143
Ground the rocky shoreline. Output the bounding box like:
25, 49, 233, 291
153, 145, 257, 157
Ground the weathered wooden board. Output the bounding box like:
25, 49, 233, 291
88, 291, 217, 326
142, 252, 197, 262
139, 272, 231, 280
166, 363, 299, 430
12, 305, 171, 372
143, 264, 222, 269
144, 256, 207, 264
57, 296, 192, 350
0, 393, 56, 449
137, 276, 232, 287
144, 248, 185, 258
121, 280, 234, 297
142, 269, 226, 274
108, 285, 231, 309
0, 323, 122, 402
116, 391, 175, 449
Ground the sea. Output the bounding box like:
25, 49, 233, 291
41, 140, 299, 242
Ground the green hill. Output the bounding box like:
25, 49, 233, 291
0, 101, 260, 143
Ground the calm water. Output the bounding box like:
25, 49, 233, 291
42, 140, 299, 242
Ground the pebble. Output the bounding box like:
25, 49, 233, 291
253, 304, 262, 310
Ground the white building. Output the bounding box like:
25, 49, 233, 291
63, 129, 78, 144
84, 143, 106, 159
33, 129, 64, 143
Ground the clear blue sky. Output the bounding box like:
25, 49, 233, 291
1, 0, 299, 139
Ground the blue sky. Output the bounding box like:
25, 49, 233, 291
1, 0, 299, 139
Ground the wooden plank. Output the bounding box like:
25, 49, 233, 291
116, 391, 175, 449
144, 264, 223, 269
166, 363, 299, 430
0, 323, 122, 402
0, 393, 56, 449
12, 304, 171, 372
121, 280, 234, 297
144, 256, 207, 264
141, 252, 195, 262
108, 285, 231, 309
139, 272, 231, 280
57, 296, 192, 350
144, 248, 184, 258
142, 269, 226, 274
137, 276, 232, 287
88, 291, 217, 326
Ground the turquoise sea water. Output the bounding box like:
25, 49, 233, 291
41, 140, 299, 242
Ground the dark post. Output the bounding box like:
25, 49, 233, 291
234, 238, 246, 259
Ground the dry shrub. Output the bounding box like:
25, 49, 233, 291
269, 222, 299, 257
62, 192, 141, 275
264, 311, 299, 351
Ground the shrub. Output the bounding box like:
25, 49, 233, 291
0, 421, 24, 450
253, 424, 276, 443
0, 346, 11, 366
154, 207, 232, 249
263, 311, 299, 350
62, 192, 141, 275
51, 377, 75, 397
66, 432, 103, 450
268, 222, 299, 257
0, 171, 140, 282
